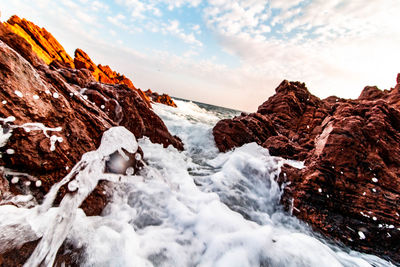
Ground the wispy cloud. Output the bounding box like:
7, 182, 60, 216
116, 0, 162, 19
204, 0, 400, 101
163, 20, 203, 47
107, 13, 128, 29
2, 0, 400, 111
91, 1, 110, 11
160, 0, 202, 10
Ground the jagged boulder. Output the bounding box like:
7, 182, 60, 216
213, 77, 400, 263
74, 48, 151, 104
213, 80, 331, 160
145, 89, 177, 107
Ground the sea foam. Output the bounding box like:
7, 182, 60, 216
0, 100, 394, 266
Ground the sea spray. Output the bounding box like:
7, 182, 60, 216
0, 126, 141, 266
25, 126, 141, 266
0, 101, 395, 266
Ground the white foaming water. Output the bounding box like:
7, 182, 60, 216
0, 127, 142, 266
0, 100, 394, 266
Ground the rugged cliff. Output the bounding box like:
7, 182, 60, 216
0, 15, 185, 264
213, 78, 400, 263
73, 48, 151, 104
4, 15, 175, 106
0, 15, 183, 212
4, 15, 75, 68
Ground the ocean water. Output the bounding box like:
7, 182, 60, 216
0, 99, 394, 266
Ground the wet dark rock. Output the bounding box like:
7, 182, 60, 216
213, 76, 400, 263
0, 18, 182, 215
0, 14, 185, 266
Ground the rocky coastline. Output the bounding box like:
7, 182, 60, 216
0, 14, 399, 265
213, 77, 400, 263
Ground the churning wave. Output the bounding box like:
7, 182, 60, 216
0, 99, 394, 266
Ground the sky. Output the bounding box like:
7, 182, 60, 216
1, 0, 400, 111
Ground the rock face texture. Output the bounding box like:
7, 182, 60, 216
213, 80, 328, 159
145, 89, 177, 107
0, 18, 182, 212
73, 49, 152, 100
4, 15, 75, 68
5, 15, 176, 106
0, 15, 184, 265
213, 78, 400, 263
73, 48, 151, 104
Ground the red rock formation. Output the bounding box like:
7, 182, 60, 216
0, 18, 183, 264
98, 64, 135, 88
3, 15, 164, 106
74, 48, 152, 105
145, 89, 178, 107
213, 78, 400, 263
0, 22, 44, 67
0, 27, 182, 204
213, 80, 329, 160
4, 15, 74, 68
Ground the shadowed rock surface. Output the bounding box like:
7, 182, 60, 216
213, 77, 400, 263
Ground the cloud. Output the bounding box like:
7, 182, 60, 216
160, 0, 202, 10
75, 10, 97, 25
204, 0, 400, 102
91, 1, 110, 11
192, 24, 201, 34
107, 13, 128, 29
163, 20, 203, 47
115, 0, 162, 19
3, 0, 400, 111
269, 0, 304, 10
61, 0, 79, 9
205, 0, 269, 36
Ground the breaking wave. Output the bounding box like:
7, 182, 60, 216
0, 99, 394, 266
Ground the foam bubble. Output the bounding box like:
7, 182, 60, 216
358, 231, 366, 240
50, 135, 63, 151
14, 90, 23, 97
126, 167, 134, 175
68, 180, 78, 192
